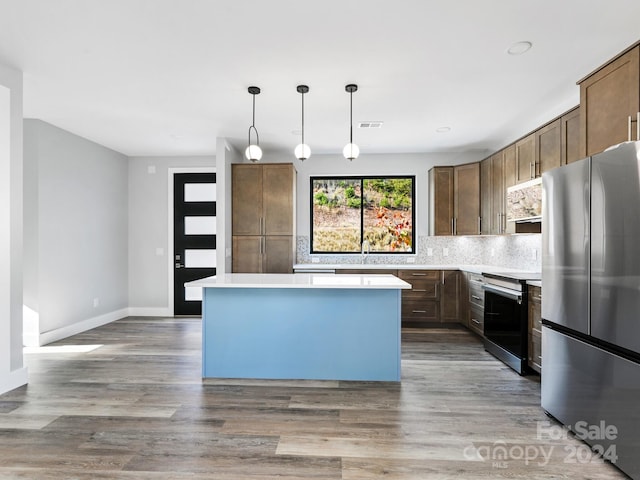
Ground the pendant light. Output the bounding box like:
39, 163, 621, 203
245, 86, 262, 162
343, 84, 360, 161
294, 85, 311, 161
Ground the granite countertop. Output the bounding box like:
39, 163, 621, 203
186, 273, 412, 290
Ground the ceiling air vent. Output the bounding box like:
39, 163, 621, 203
358, 121, 383, 129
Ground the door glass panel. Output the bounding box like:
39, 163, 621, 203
184, 183, 216, 202
184, 216, 216, 235
184, 286, 203, 301
185, 249, 217, 268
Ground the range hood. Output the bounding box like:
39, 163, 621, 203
506, 177, 542, 223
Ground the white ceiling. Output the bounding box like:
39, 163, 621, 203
1, 0, 639, 158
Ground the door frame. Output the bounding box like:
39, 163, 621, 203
167, 167, 216, 316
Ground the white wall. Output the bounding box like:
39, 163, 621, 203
0, 62, 27, 395
23, 120, 129, 346
128, 155, 215, 314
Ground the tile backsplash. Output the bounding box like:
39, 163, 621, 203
297, 234, 542, 271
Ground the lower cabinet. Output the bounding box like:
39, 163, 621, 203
398, 270, 460, 327
528, 285, 542, 373
464, 272, 485, 336
232, 235, 294, 273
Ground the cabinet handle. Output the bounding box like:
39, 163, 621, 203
451, 218, 455, 235
478, 216, 481, 233
497, 213, 501, 233
412, 273, 427, 276
471, 317, 481, 325
637, 112, 639, 140
412, 310, 427, 314
454, 218, 457, 235
530, 162, 534, 179
471, 295, 482, 301
629, 115, 633, 142
413, 289, 427, 292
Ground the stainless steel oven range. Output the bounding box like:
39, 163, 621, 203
482, 272, 539, 375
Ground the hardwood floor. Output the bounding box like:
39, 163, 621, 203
0, 318, 626, 479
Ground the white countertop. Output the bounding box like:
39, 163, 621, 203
186, 273, 412, 290
294, 263, 460, 271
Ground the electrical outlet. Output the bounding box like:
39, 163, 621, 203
532, 248, 538, 260
490, 248, 495, 257
427, 248, 433, 257
311, 257, 320, 263
93, 298, 99, 308
406, 257, 416, 264
443, 248, 449, 257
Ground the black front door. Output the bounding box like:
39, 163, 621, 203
173, 173, 216, 315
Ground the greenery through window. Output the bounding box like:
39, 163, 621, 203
311, 176, 414, 253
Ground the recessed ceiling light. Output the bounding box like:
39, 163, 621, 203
507, 41, 533, 55
436, 126, 451, 133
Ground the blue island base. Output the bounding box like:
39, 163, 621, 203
202, 287, 401, 381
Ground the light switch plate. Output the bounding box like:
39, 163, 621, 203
443, 248, 449, 257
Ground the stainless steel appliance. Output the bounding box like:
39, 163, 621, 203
483, 272, 539, 375
542, 141, 640, 479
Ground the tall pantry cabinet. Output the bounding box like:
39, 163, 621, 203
232, 163, 296, 273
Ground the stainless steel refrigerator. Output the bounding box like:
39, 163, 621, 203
542, 141, 640, 479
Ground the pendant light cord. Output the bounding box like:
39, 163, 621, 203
248, 92, 259, 146
301, 90, 305, 146
349, 90, 353, 144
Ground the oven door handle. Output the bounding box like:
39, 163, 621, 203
483, 283, 522, 303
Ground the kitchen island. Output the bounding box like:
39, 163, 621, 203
186, 273, 411, 382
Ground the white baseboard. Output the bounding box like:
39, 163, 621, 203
0, 367, 28, 395
38, 308, 130, 346
127, 307, 172, 317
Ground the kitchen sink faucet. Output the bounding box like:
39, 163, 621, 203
361, 240, 370, 264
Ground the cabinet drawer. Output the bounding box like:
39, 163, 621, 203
467, 272, 484, 285
398, 270, 440, 281
469, 284, 484, 308
402, 279, 439, 300
529, 329, 542, 373
529, 285, 542, 303
402, 300, 439, 321
468, 305, 484, 336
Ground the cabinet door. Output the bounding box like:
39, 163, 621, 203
490, 152, 504, 234
429, 167, 454, 235
232, 236, 262, 273
502, 145, 516, 234
561, 107, 581, 165
516, 134, 535, 183
536, 118, 562, 176
480, 158, 492, 235
579, 46, 640, 157
263, 164, 295, 236
232, 165, 262, 236
264, 236, 293, 273
440, 270, 460, 322
453, 162, 480, 235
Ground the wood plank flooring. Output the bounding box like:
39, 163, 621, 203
0, 318, 627, 479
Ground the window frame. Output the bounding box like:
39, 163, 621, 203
310, 175, 416, 254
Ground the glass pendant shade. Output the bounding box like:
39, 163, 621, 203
343, 143, 360, 161
245, 144, 263, 162
294, 143, 311, 161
